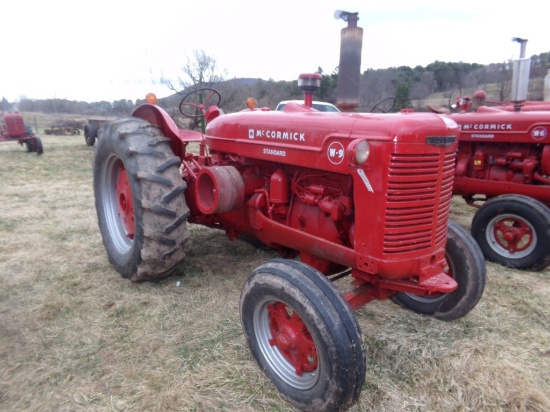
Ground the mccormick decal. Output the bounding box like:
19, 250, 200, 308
459, 123, 513, 131
249, 129, 306, 142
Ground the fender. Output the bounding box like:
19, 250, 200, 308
131, 103, 202, 158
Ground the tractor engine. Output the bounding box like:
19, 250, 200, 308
457, 142, 549, 184
185, 161, 356, 275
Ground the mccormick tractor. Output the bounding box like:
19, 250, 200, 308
0, 112, 43, 154
93, 73, 486, 412
428, 88, 550, 272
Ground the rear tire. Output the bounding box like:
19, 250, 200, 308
25, 137, 44, 155
393, 220, 486, 320
471, 194, 550, 271
240, 258, 366, 412
84, 123, 96, 146
34, 137, 44, 155
93, 117, 189, 282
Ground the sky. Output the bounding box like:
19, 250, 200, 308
2, 0, 548, 103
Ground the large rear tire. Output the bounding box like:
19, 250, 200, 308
93, 117, 189, 282
240, 259, 366, 412
471, 194, 550, 271
393, 220, 486, 321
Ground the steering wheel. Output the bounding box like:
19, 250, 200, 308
448, 87, 462, 112
370, 97, 396, 113
178, 88, 222, 118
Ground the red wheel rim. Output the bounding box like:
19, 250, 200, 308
492, 217, 533, 253
116, 164, 135, 239
267, 303, 318, 376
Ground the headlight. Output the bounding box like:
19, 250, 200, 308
354, 140, 370, 165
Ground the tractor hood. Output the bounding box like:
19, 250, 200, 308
205, 109, 459, 173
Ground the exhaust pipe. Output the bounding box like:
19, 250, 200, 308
335, 10, 362, 112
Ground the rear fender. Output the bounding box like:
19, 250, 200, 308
131, 104, 202, 158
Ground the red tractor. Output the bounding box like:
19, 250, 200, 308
428, 88, 550, 271
93, 74, 486, 411
0, 112, 43, 154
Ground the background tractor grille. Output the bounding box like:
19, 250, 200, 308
383, 152, 455, 254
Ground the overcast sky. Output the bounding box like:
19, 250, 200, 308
2, 0, 548, 103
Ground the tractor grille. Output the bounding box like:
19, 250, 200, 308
383, 151, 455, 254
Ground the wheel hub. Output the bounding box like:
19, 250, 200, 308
267, 303, 317, 375
116, 166, 135, 239
276, 333, 292, 350
493, 218, 532, 253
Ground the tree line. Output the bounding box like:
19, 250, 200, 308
3, 51, 549, 119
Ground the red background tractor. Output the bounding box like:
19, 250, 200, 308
0, 112, 43, 154
92, 74, 486, 411
428, 87, 550, 272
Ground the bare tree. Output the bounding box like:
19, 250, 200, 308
494, 62, 513, 101
162, 49, 227, 93
159, 50, 230, 129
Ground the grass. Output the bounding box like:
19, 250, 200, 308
1, 127, 549, 412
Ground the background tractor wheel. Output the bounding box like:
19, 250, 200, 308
34, 137, 44, 155
93, 117, 189, 282
84, 123, 96, 146
392, 220, 486, 321
240, 258, 366, 412
25, 137, 44, 155
471, 194, 550, 271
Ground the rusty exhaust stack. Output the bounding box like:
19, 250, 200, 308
335, 10, 362, 112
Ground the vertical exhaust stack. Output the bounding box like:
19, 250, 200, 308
335, 10, 362, 112
544, 66, 550, 102
511, 37, 530, 103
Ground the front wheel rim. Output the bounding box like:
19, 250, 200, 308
253, 298, 319, 390
486, 213, 536, 258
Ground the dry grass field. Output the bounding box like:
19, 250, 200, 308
1, 118, 549, 411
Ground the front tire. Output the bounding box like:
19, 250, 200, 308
240, 259, 366, 412
93, 117, 190, 282
471, 194, 550, 271
393, 220, 486, 321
